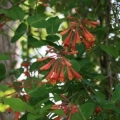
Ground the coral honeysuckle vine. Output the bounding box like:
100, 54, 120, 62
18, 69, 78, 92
3, 8, 99, 119
1, 0, 120, 120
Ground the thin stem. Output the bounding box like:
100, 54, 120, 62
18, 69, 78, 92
82, 82, 95, 102
105, 0, 113, 100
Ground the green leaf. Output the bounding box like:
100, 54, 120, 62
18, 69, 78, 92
0, 75, 7, 82
0, 85, 9, 91
79, 60, 90, 69
46, 17, 62, 34
11, 23, 27, 43
4, 98, 34, 113
70, 60, 80, 72
0, 6, 25, 20
0, 63, 7, 81
76, 44, 86, 56
81, 0, 93, 6
27, 113, 39, 120
79, 102, 94, 120
30, 62, 42, 72
9, 68, 24, 78
26, 85, 46, 98
20, 113, 28, 120
112, 83, 120, 103
0, 54, 10, 60
101, 101, 116, 109
40, 105, 52, 112
115, 83, 120, 97
93, 91, 106, 103
28, 0, 37, 6
46, 35, 60, 42
100, 45, 119, 58
94, 75, 105, 80
28, 36, 47, 48
71, 113, 82, 120
0, 63, 6, 76
53, 109, 64, 116
27, 16, 49, 28
35, 98, 49, 107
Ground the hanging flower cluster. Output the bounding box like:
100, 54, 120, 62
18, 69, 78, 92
60, 10, 99, 50
38, 46, 82, 85
51, 94, 79, 120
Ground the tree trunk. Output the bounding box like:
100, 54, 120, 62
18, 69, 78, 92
0, 2, 16, 120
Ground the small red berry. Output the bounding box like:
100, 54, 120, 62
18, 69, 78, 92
95, 107, 102, 114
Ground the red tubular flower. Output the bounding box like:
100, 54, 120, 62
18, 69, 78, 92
62, 30, 73, 49
45, 61, 59, 84
63, 57, 72, 67
70, 67, 82, 80
24, 70, 30, 77
83, 40, 94, 49
82, 19, 100, 28
67, 67, 74, 80
21, 61, 30, 67
40, 58, 55, 70
59, 66, 65, 82
14, 112, 20, 120
51, 95, 79, 120
60, 12, 99, 50
38, 46, 82, 84
80, 24, 95, 42
75, 27, 81, 43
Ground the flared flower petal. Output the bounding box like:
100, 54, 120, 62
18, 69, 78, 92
63, 30, 73, 48
70, 67, 82, 80
80, 24, 95, 42
67, 67, 74, 80
49, 72, 59, 85
82, 19, 100, 28
40, 58, 55, 70
59, 66, 65, 82
83, 40, 94, 49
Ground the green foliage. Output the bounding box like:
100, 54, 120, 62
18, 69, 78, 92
78, 102, 94, 120
46, 17, 63, 34
0, 6, 25, 20
11, 23, 27, 43
4, 98, 35, 113
0, 63, 6, 81
0, 54, 10, 60
27, 16, 49, 28
0, 0, 120, 120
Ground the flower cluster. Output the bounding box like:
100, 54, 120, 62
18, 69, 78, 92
60, 10, 99, 50
51, 94, 79, 120
38, 46, 82, 85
